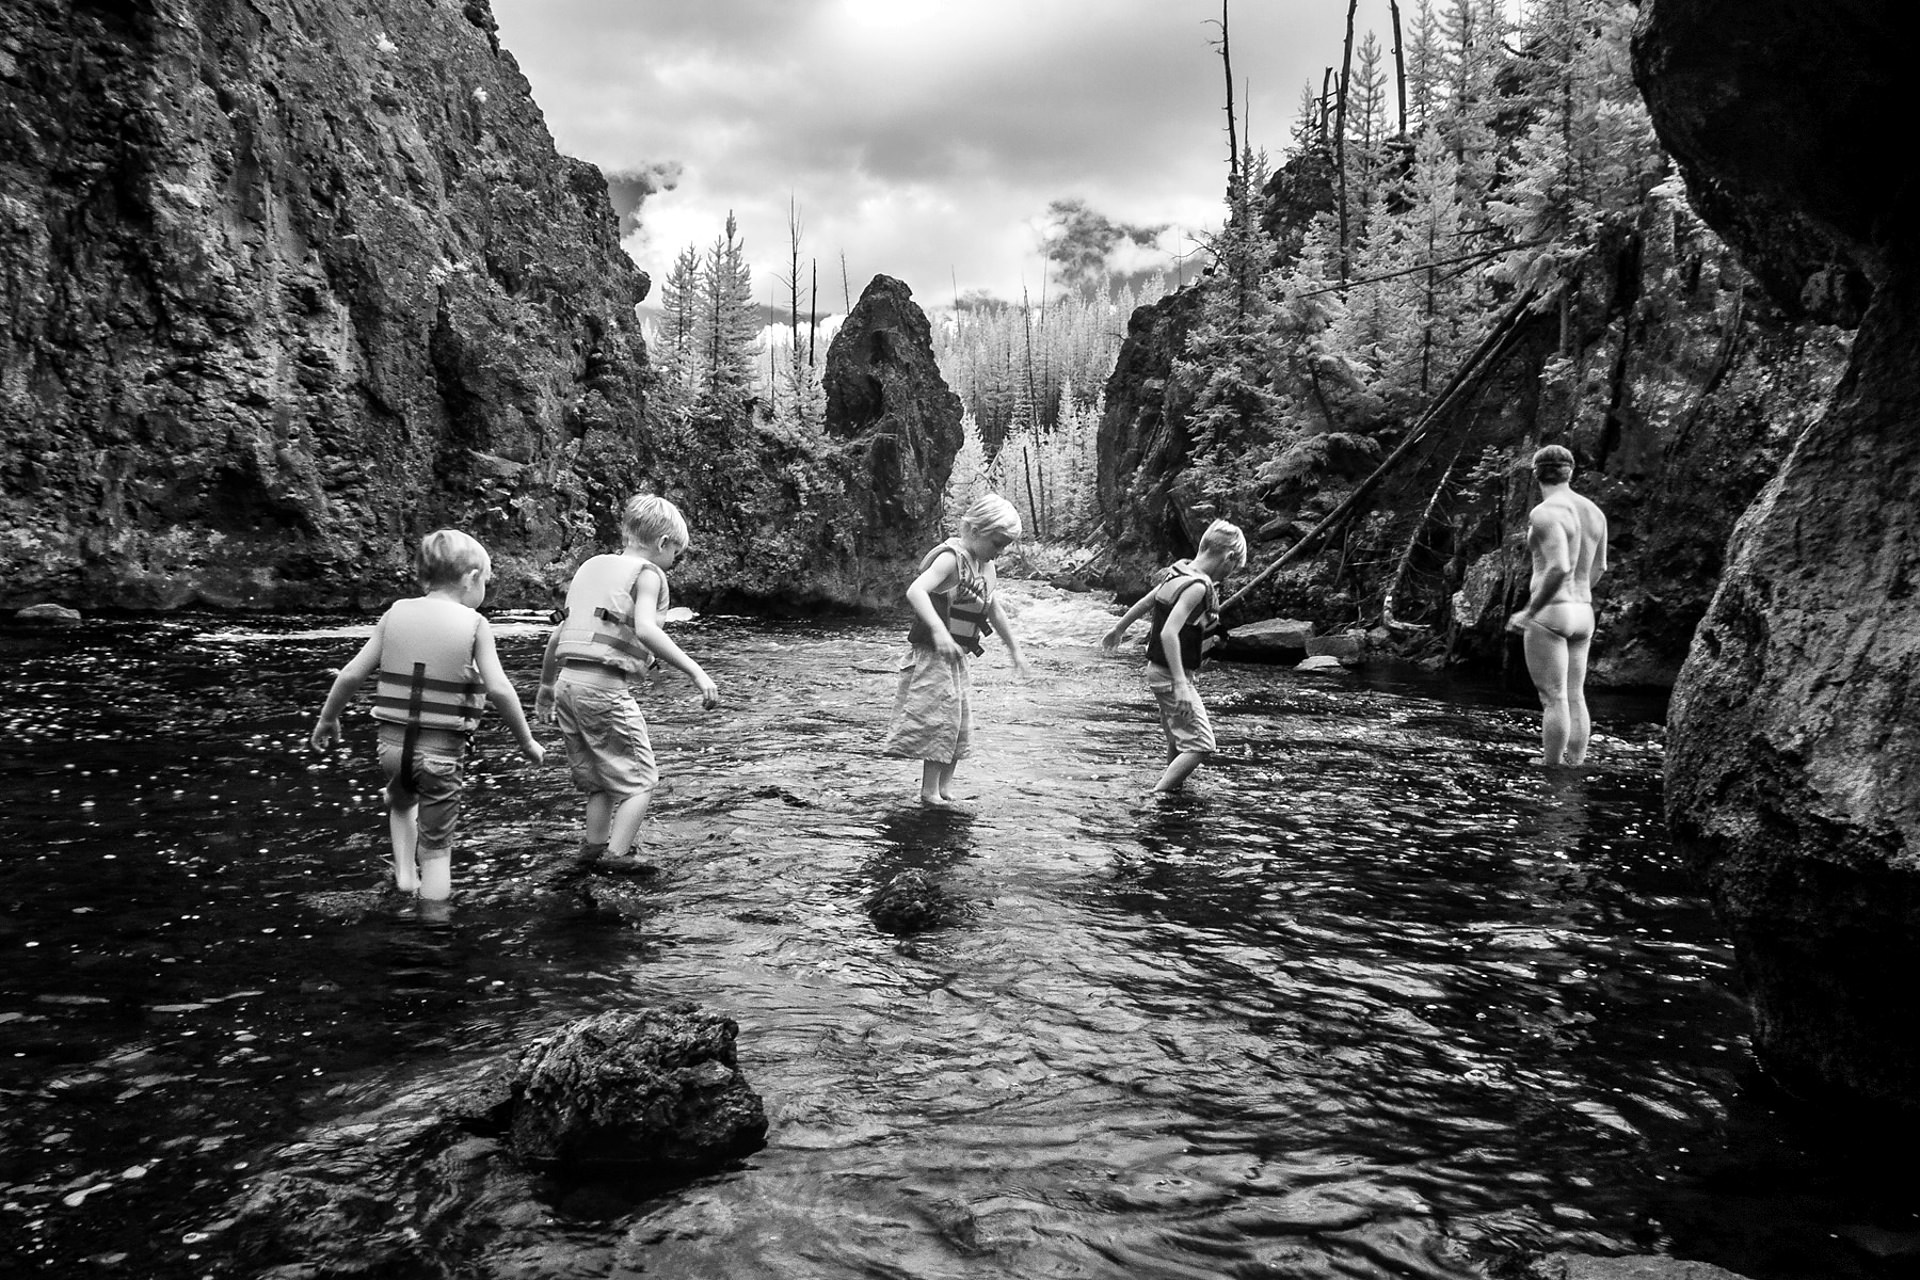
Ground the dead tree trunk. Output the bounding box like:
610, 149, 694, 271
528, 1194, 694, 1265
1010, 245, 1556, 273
1223, 286, 1556, 613
1335, 0, 1358, 281
1213, 0, 1239, 179
1389, 0, 1408, 137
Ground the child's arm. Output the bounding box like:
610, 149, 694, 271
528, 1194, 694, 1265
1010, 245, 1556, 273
309, 625, 385, 750
629, 565, 721, 709
985, 595, 1030, 677
905, 551, 963, 663
473, 620, 545, 763
1158, 581, 1207, 717
532, 625, 564, 724
1101, 591, 1157, 652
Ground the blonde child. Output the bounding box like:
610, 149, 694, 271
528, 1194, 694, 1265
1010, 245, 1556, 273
310, 529, 545, 901
883, 493, 1030, 806
534, 494, 720, 876
1102, 519, 1248, 792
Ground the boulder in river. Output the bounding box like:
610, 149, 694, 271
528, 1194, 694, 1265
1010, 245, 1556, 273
223, 1004, 765, 1276
504, 1006, 768, 1173
1218, 617, 1314, 662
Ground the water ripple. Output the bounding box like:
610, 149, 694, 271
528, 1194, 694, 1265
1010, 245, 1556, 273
0, 590, 1905, 1278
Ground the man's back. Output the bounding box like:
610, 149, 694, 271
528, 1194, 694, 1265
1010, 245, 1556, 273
1530, 489, 1607, 603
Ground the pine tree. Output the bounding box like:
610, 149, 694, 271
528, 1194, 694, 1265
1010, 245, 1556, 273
652, 243, 702, 422
697, 212, 758, 419
1405, 0, 1441, 129
1173, 149, 1287, 510
1489, 0, 1663, 295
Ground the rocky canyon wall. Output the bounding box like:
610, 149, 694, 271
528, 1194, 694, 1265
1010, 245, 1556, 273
1636, 0, 1920, 1119
0, 0, 954, 614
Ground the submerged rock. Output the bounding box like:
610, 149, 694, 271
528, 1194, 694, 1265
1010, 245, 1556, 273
866, 868, 968, 934
1523, 1253, 1754, 1280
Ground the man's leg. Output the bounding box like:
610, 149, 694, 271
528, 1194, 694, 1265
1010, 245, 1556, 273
1522, 624, 1572, 765
1563, 631, 1594, 765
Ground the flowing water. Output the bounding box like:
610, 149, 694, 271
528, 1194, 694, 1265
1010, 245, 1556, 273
1, 584, 1911, 1278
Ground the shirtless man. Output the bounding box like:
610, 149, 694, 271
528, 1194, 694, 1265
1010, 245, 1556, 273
1507, 444, 1609, 766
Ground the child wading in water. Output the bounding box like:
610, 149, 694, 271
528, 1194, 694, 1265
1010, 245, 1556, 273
310, 529, 545, 902
1102, 519, 1248, 792
883, 494, 1030, 806
535, 494, 720, 878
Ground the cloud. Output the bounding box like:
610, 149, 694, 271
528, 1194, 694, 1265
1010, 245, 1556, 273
493, 0, 1375, 301
603, 161, 684, 238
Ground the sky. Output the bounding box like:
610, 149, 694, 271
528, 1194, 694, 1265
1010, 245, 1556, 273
488, 1, 1399, 311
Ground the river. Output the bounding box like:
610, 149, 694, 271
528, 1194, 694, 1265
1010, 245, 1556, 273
0, 583, 1906, 1278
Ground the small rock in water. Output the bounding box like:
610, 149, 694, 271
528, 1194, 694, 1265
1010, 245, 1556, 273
866, 869, 965, 934
15, 603, 82, 624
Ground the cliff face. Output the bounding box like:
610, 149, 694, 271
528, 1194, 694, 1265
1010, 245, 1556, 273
1638, 0, 1920, 1119
0, 1, 954, 615
1, 0, 659, 610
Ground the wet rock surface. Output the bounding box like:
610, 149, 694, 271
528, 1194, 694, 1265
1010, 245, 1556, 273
505, 1006, 767, 1172
866, 867, 970, 934
0, 3, 961, 618
224, 1005, 765, 1276
1638, 0, 1920, 1119
0, 0, 653, 611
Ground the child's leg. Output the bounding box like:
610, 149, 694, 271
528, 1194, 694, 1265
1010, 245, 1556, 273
410, 752, 465, 902
1147, 671, 1216, 793
417, 845, 452, 901
383, 780, 421, 892
606, 790, 652, 855
1155, 750, 1209, 792
919, 761, 945, 804
583, 792, 614, 845
934, 761, 959, 801
387, 803, 421, 891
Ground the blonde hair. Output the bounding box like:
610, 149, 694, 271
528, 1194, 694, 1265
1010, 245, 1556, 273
1199, 518, 1248, 569
416, 529, 490, 588
958, 493, 1021, 541
620, 493, 691, 549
